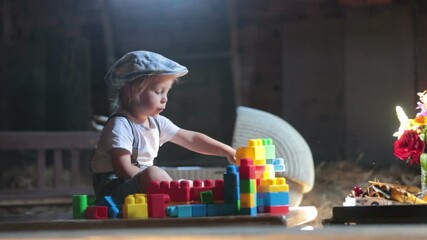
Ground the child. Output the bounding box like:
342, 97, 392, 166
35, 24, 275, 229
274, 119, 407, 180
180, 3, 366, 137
91, 50, 236, 204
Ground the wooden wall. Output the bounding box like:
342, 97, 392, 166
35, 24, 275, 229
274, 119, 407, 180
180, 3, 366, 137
234, 1, 427, 166
2, 0, 427, 167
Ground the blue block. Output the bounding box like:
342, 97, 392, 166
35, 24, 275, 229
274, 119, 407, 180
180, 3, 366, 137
274, 165, 286, 172
177, 205, 192, 218
257, 193, 265, 207
240, 207, 257, 216
264, 192, 290, 206
166, 206, 178, 217
224, 165, 240, 187
207, 204, 238, 216
191, 204, 207, 217
98, 196, 120, 218
273, 158, 284, 165
167, 205, 192, 218
266, 159, 274, 165
224, 187, 240, 203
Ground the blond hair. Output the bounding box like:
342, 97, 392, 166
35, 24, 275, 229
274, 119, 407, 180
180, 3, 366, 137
111, 75, 178, 111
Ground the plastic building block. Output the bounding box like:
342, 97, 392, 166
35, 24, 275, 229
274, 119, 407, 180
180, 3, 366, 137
87, 196, 96, 206
224, 165, 240, 187
262, 138, 276, 160
123, 194, 148, 219
212, 179, 224, 202
240, 207, 257, 216
147, 181, 161, 194
97, 196, 120, 218
200, 190, 214, 204
85, 206, 108, 219
240, 193, 257, 208
170, 180, 191, 203
190, 179, 215, 202
257, 192, 290, 206
240, 179, 256, 193
72, 194, 88, 219
236, 139, 266, 165
166, 205, 192, 218
254, 165, 266, 179
258, 178, 289, 193
239, 158, 256, 179
207, 203, 238, 216
191, 204, 207, 217
166, 206, 178, 217
263, 165, 275, 179
264, 205, 289, 215
273, 158, 286, 172
224, 165, 240, 205
147, 194, 170, 218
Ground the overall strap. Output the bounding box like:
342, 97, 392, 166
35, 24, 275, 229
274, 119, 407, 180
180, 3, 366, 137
151, 116, 161, 136
107, 113, 139, 167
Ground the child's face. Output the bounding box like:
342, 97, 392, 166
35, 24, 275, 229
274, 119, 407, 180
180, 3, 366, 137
136, 75, 176, 116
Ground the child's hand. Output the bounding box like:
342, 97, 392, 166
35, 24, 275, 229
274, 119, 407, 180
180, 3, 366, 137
225, 146, 237, 165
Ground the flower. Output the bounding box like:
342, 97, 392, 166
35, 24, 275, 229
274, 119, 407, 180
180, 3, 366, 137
394, 91, 427, 165
394, 130, 425, 165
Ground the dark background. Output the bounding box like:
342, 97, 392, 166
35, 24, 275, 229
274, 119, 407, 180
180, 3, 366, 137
1, 0, 427, 168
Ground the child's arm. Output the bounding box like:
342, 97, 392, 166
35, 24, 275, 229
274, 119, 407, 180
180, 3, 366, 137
111, 148, 141, 179
170, 129, 236, 164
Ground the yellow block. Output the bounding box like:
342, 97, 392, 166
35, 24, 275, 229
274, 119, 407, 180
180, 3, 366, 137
262, 165, 275, 179
123, 194, 148, 219
258, 177, 289, 193
240, 193, 257, 208
236, 139, 266, 165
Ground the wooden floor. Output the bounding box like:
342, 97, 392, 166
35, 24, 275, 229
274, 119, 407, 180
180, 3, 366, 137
6, 206, 427, 240
1, 224, 427, 240
0, 207, 317, 238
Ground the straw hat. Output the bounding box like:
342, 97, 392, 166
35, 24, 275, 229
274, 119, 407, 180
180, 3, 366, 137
232, 106, 315, 207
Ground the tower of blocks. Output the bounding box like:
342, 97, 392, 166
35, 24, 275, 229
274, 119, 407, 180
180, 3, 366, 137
73, 138, 289, 219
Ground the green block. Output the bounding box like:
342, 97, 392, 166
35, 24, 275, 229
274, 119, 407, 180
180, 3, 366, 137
87, 195, 96, 206
200, 190, 214, 204
263, 138, 276, 160
240, 179, 256, 193
73, 195, 88, 219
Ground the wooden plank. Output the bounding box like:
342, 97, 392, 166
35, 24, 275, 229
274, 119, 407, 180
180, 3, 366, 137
0, 186, 92, 207
36, 149, 46, 189
0, 214, 286, 231
0, 131, 100, 150
71, 150, 80, 186
53, 150, 63, 188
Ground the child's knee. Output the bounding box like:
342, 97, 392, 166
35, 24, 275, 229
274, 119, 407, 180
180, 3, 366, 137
140, 166, 172, 183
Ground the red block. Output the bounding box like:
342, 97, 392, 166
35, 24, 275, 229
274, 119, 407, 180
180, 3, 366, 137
159, 181, 170, 194
264, 205, 289, 215
255, 165, 265, 179
85, 206, 108, 219
213, 179, 224, 202
147, 181, 160, 194
147, 194, 170, 218
190, 179, 216, 202
190, 179, 205, 202
170, 180, 191, 203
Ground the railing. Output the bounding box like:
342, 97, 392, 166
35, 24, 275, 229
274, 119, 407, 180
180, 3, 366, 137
0, 131, 100, 206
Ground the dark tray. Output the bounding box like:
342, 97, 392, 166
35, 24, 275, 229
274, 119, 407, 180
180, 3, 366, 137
324, 205, 427, 225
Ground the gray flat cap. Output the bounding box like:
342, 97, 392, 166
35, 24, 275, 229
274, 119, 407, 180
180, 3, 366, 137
105, 50, 188, 89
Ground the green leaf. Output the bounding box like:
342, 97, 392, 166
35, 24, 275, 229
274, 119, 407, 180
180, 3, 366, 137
421, 153, 427, 171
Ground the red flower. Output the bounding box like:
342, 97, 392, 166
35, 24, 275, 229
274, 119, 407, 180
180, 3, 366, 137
394, 130, 425, 165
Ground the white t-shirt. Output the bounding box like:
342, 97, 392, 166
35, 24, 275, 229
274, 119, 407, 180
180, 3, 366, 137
91, 112, 180, 173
